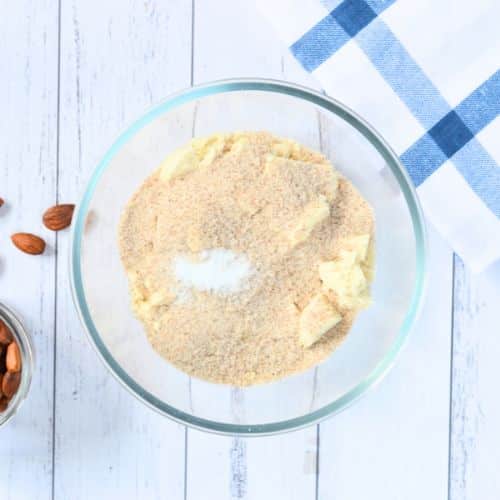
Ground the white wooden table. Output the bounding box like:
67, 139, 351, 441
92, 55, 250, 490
1, 1, 499, 499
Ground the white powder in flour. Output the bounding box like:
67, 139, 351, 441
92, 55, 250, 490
173, 248, 254, 295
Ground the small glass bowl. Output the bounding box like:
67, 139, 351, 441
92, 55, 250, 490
70, 79, 427, 435
0, 302, 34, 427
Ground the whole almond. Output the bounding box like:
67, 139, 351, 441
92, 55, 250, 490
43, 204, 75, 231
11, 233, 46, 255
2, 371, 21, 398
0, 197, 4, 208
6, 342, 21, 373
0, 319, 13, 344
0, 397, 8, 412
0, 348, 6, 373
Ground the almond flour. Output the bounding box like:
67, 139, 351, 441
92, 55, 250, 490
119, 132, 374, 386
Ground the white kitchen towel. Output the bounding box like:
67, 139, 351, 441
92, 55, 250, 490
257, 0, 500, 272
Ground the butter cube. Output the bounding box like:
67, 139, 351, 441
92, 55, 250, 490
299, 294, 342, 348
159, 135, 226, 182
319, 254, 370, 310
159, 145, 199, 182
287, 195, 330, 247
345, 234, 371, 262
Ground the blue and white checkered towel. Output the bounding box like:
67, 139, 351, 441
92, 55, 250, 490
257, 0, 500, 272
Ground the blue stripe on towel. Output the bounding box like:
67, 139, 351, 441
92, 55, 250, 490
356, 18, 451, 129
400, 135, 447, 187
452, 139, 500, 217
331, 0, 376, 37
402, 71, 500, 187
292, 0, 499, 203
428, 111, 474, 158
292, 0, 395, 71
291, 15, 349, 71
455, 70, 500, 135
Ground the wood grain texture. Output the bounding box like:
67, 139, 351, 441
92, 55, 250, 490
0, 2, 58, 499
186, 429, 319, 500
54, 2, 191, 498
449, 257, 500, 500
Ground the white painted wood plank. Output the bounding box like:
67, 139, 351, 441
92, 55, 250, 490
54, 2, 191, 498
187, 1, 319, 499
192, 0, 316, 89
449, 257, 500, 500
187, 429, 319, 500
318, 225, 453, 500
0, 2, 58, 499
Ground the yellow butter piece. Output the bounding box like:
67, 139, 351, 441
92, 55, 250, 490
262, 153, 279, 175
230, 136, 249, 154
287, 195, 330, 247
159, 135, 226, 182
159, 145, 199, 182
197, 136, 225, 168
132, 291, 174, 319
148, 290, 174, 307
344, 234, 371, 262
128, 270, 175, 319
272, 140, 294, 157
160, 146, 199, 182
299, 294, 342, 348
319, 251, 371, 310
362, 238, 376, 282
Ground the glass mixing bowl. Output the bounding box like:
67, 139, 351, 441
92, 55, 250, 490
70, 79, 426, 435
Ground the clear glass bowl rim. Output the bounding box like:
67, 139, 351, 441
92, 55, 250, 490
69, 78, 427, 436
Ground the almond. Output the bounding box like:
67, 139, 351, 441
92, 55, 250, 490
2, 371, 20, 398
43, 203, 75, 231
0, 197, 4, 208
6, 342, 21, 373
0, 319, 13, 344
0, 347, 6, 373
0, 397, 8, 412
0, 374, 3, 398
11, 233, 46, 255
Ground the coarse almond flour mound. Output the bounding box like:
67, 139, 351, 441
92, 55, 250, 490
119, 132, 375, 386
